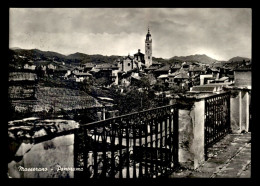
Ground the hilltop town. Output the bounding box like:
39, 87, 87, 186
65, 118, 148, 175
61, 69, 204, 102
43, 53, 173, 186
7, 21, 253, 181
8, 29, 251, 124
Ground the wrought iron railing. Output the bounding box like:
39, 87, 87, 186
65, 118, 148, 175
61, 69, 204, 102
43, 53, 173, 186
74, 104, 179, 178
204, 92, 231, 159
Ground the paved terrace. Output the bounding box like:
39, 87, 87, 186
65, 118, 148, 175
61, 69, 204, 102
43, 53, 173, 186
170, 132, 251, 178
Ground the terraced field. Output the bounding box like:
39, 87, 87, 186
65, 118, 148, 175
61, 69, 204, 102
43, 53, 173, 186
35, 86, 103, 111
11, 86, 103, 112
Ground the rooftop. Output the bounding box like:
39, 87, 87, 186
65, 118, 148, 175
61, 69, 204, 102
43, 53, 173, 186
95, 64, 119, 70
190, 86, 216, 92
189, 66, 204, 72
73, 72, 92, 76
174, 73, 189, 79
158, 74, 169, 79
154, 65, 171, 72
217, 77, 229, 81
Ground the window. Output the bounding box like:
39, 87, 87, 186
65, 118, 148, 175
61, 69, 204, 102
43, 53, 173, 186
148, 56, 150, 59
128, 63, 131, 66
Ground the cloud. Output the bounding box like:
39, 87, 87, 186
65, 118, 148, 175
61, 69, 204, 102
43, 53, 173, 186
9, 8, 251, 61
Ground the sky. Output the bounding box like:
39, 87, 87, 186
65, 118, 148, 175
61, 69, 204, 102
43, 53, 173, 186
9, 8, 252, 61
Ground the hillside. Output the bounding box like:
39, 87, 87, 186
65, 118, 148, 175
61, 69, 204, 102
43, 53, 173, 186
10, 48, 121, 65
228, 56, 251, 63
170, 54, 218, 64
13, 48, 67, 61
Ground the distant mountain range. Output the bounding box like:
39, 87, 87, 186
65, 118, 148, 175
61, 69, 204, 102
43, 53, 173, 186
9, 48, 121, 65
9, 48, 251, 66
170, 54, 218, 64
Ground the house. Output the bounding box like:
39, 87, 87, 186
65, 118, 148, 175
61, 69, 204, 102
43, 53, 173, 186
117, 68, 136, 86
82, 63, 95, 72
72, 66, 84, 74
212, 76, 229, 83
153, 65, 171, 78
74, 72, 92, 82
207, 67, 220, 79
168, 73, 178, 85
151, 61, 162, 67
181, 62, 190, 69
143, 65, 160, 73
24, 63, 36, 70
189, 86, 218, 93
171, 63, 182, 73
34, 61, 60, 74
188, 66, 205, 77
173, 73, 190, 86
189, 83, 232, 93
200, 74, 216, 85
157, 74, 169, 83
53, 66, 70, 78
93, 64, 120, 85
47, 63, 57, 70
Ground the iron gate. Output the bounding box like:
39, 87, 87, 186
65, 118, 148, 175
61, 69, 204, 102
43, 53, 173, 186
204, 92, 231, 159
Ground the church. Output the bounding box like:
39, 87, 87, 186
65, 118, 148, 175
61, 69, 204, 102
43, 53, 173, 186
117, 28, 153, 72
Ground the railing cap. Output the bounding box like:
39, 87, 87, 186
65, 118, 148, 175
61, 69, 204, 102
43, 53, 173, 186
80, 103, 179, 128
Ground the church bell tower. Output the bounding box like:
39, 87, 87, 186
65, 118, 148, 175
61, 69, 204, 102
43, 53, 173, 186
145, 27, 152, 67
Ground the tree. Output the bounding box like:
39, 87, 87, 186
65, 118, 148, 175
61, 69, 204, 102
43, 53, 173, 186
153, 79, 166, 92
112, 87, 156, 115
79, 77, 94, 94
94, 77, 111, 87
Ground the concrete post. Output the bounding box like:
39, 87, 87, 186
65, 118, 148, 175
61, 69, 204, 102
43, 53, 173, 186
191, 99, 205, 169
239, 91, 242, 133
178, 99, 205, 170
102, 107, 106, 120
246, 91, 250, 132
